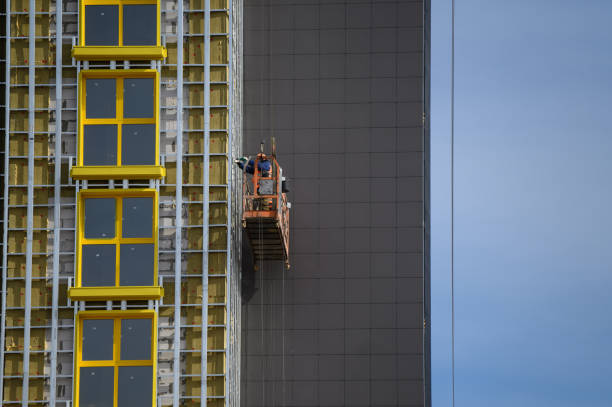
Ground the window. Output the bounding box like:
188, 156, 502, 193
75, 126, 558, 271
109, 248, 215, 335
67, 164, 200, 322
70, 189, 162, 300
72, 70, 165, 180
81, 0, 159, 47
75, 311, 157, 407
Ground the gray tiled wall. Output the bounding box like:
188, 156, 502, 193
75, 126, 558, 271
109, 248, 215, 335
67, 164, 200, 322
241, 1, 430, 406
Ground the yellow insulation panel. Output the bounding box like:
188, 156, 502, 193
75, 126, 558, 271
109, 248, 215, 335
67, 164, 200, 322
10, 112, 50, 132
10, 40, 55, 65
4, 353, 45, 376
183, 252, 226, 275
9, 88, 49, 109
186, 203, 228, 225
5, 280, 65, 308
3, 378, 45, 402
8, 188, 50, 206
211, 37, 228, 64
161, 280, 225, 307
7, 231, 48, 254
5, 328, 46, 352
10, 15, 50, 37
8, 207, 48, 229
9, 134, 49, 156
190, 0, 228, 10
208, 252, 226, 274
11, 0, 50, 12
211, 13, 229, 34
4, 309, 70, 328
8, 160, 52, 185
186, 253, 203, 274
10, 68, 52, 85
209, 155, 227, 184
6, 256, 47, 278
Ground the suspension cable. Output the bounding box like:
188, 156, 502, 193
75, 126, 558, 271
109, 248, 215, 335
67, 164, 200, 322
259, 214, 265, 406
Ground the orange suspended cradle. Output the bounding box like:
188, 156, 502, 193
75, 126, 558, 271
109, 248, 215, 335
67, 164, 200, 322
241, 140, 291, 268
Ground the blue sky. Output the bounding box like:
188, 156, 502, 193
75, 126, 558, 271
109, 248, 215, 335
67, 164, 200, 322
431, 1, 612, 405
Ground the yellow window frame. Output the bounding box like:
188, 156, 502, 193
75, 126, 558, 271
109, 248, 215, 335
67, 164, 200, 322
74, 310, 157, 407
73, 0, 167, 60
71, 70, 166, 180
69, 188, 163, 300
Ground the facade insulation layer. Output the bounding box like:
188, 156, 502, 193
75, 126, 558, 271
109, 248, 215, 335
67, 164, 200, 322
0, 0, 244, 406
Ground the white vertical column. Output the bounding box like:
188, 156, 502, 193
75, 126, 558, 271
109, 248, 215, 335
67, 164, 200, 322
200, 0, 211, 405
174, 0, 185, 405
226, 0, 234, 404
50, 0, 64, 404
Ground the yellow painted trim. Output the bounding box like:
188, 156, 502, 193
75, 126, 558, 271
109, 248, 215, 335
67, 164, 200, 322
71, 166, 166, 180
81, 69, 158, 79
79, 0, 162, 48
78, 70, 161, 176
75, 189, 159, 294
116, 77, 124, 166
72, 46, 167, 60
77, 69, 160, 175
74, 310, 158, 407
68, 286, 164, 300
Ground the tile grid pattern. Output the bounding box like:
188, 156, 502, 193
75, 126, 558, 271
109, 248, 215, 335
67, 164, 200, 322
241, 1, 429, 406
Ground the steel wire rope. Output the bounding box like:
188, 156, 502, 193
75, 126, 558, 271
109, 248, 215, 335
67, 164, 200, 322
281, 260, 286, 407
451, 0, 456, 406
259, 214, 265, 406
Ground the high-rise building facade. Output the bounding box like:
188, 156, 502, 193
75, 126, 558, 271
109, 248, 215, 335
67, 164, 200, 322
0, 0, 243, 406
0, 0, 430, 406
240, 1, 430, 406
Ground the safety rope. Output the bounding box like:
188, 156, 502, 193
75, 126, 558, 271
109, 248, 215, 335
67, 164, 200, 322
281, 260, 286, 406
259, 214, 265, 407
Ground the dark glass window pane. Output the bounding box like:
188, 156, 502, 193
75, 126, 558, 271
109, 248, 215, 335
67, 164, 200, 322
123, 5, 157, 46
123, 78, 154, 118
122, 197, 153, 238
84, 198, 115, 239
119, 244, 154, 286
82, 244, 116, 287
118, 366, 152, 407
86, 79, 116, 118
121, 319, 152, 360
84, 125, 117, 166
80, 366, 114, 407
82, 319, 114, 361
85, 5, 118, 46
121, 124, 156, 166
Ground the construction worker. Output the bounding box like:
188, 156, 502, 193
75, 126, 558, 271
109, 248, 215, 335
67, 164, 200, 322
235, 155, 289, 193
234, 156, 271, 177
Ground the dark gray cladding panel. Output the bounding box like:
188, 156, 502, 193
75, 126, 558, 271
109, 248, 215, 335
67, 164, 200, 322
241, 0, 430, 406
